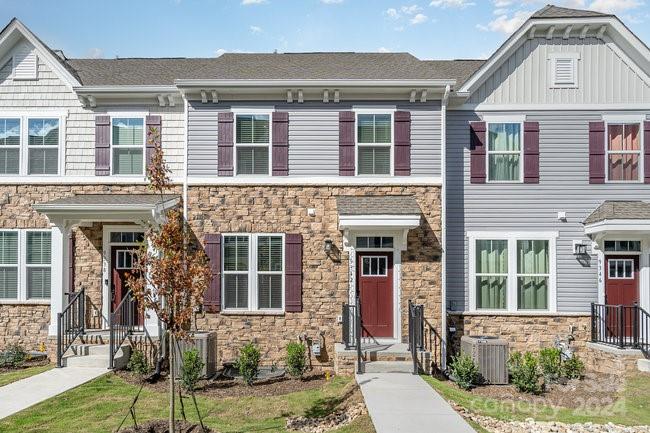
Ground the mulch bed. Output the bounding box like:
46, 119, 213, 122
120, 420, 214, 433
116, 370, 330, 398
0, 358, 50, 374
459, 372, 624, 409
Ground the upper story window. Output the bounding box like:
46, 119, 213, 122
28, 118, 59, 175
0, 115, 62, 176
235, 114, 270, 175
112, 118, 144, 176
549, 53, 579, 88
487, 122, 521, 182
357, 113, 392, 175
0, 118, 20, 174
607, 123, 641, 182
0, 229, 51, 302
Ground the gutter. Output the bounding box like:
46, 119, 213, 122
74, 85, 180, 94
440, 84, 451, 371
175, 79, 457, 88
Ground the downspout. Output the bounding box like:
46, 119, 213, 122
440, 84, 451, 371
182, 94, 189, 220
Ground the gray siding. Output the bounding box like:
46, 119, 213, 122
446, 110, 650, 313
187, 101, 441, 177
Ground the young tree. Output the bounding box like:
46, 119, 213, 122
126, 125, 211, 433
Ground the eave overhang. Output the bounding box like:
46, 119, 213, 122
338, 214, 421, 231
73, 85, 181, 108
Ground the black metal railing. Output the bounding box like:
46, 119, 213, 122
341, 295, 363, 373
408, 301, 424, 374
408, 300, 447, 375
56, 288, 85, 368
591, 302, 650, 358
109, 290, 140, 369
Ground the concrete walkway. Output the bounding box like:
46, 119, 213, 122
357, 373, 476, 433
0, 366, 107, 419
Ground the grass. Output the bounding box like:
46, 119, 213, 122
423, 372, 650, 426
0, 364, 54, 387
0, 373, 376, 433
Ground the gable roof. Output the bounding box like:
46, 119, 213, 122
584, 201, 650, 225
531, 5, 611, 19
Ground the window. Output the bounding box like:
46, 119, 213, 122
110, 231, 145, 244
607, 123, 641, 182
475, 240, 508, 310
357, 113, 392, 175
356, 236, 393, 249
223, 234, 284, 311
361, 256, 388, 276
28, 118, 59, 175
487, 123, 521, 182
112, 118, 144, 175
0, 119, 20, 174
608, 259, 634, 279
550, 53, 579, 88
235, 114, 270, 175
517, 240, 549, 310
604, 240, 641, 253
0, 230, 51, 302
116, 250, 137, 270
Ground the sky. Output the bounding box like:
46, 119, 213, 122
1, 0, 649, 61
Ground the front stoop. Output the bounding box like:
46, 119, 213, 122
585, 342, 647, 374
638, 358, 650, 373
334, 343, 431, 375
62, 344, 130, 369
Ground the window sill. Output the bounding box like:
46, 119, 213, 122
0, 300, 51, 306
220, 310, 285, 316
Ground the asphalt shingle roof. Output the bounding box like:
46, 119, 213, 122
532, 4, 611, 19
36, 194, 180, 207
337, 195, 421, 216
584, 201, 650, 225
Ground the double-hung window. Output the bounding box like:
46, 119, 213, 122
0, 230, 51, 302
471, 233, 555, 312
0, 115, 62, 176
112, 117, 145, 175
235, 113, 270, 175
487, 122, 522, 182
357, 113, 392, 175
0, 119, 20, 174
607, 123, 641, 182
28, 118, 60, 175
223, 234, 284, 312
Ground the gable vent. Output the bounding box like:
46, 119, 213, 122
550, 53, 579, 88
12, 44, 38, 80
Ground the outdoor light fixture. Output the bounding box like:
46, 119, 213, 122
324, 239, 333, 254
572, 240, 588, 255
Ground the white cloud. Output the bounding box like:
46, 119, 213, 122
401, 4, 423, 14
241, 0, 267, 5
250, 25, 263, 34
320, 0, 343, 3
477, 10, 533, 34
410, 13, 429, 24
588, 0, 644, 13
377, 47, 392, 52
385, 7, 401, 19
86, 48, 104, 59
215, 48, 227, 57
430, 0, 475, 8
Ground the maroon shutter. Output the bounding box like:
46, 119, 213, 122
285, 234, 303, 313
469, 121, 486, 184
68, 231, 75, 293
523, 121, 540, 184
645, 121, 650, 184
589, 121, 606, 184
272, 112, 289, 176
218, 112, 234, 176
339, 111, 355, 176
145, 115, 161, 169
94, 115, 110, 176
204, 234, 221, 313
394, 111, 411, 176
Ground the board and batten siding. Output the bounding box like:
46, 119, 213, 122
0, 39, 185, 177
187, 101, 442, 177
468, 36, 650, 106
446, 110, 650, 313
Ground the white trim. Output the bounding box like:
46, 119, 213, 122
0, 176, 184, 185
584, 220, 650, 235
454, 103, 650, 111
353, 109, 395, 177
602, 114, 646, 123
176, 79, 457, 88
604, 121, 644, 184
548, 52, 580, 89
484, 121, 524, 184
440, 84, 450, 370
108, 112, 148, 177
481, 114, 526, 123
186, 176, 442, 186
338, 214, 421, 230
231, 109, 274, 176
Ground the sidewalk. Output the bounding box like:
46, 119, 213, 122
357, 372, 476, 433
0, 366, 107, 419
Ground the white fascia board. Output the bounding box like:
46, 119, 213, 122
338, 214, 421, 230
75, 85, 180, 94
0, 176, 184, 185
186, 176, 442, 186
453, 103, 650, 112
584, 219, 650, 235
175, 79, 457, 88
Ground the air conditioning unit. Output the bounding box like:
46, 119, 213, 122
173, 331, 218, 378
460, 335, 509, 385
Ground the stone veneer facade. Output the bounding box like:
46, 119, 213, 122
188, 185, 442, 370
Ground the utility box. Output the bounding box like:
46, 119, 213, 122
173, 331, 218, 379
460, 335, 509, 385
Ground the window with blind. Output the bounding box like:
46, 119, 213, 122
0, 119, 20, 175
487, 123, 521, 182
0, 230, 51, 302
0, 231, 18, 299
222, 234, 284, 311
475, 240, 508, 310
517, 240, 549, 310
235, 114, 270, 175
112, 118, 144, 175
26, 231, 51, 299
607, 123, 641, 182
357, 113, 392, 175
28, 118, 59, 175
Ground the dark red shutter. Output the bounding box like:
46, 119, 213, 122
68, 231, 75, 293
272, 112, 289, 176
523, 121, 539, 184
218, 112, 234, 176
394, 111, 411, 176
644, 121, 650, 184
469, 121, 486, 184
95, 115, 110, 176
339, 111, 355, 176
204, 234, 221, 313
589, 121, 606, 184
145, 115, 161, 169
285, 234, 303, 313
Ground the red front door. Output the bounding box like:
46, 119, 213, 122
605, 255, 640, 337
357, 252, 393, 339
111, 246, 142, 325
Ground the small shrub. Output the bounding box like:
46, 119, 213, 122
539, 347, 562, 383
127, 350, 149, 375
286, 342, 308, 379
0, 344, 28, 368
561, 355, 585, 380
449, 353, 480, 390
508, 351, 544, 394
236, 343, 261, 386
180, 348, 204, 392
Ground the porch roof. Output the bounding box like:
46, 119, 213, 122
337, 195, 421, 231
584, 201, 650, 225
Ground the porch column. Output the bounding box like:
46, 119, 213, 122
48, 222, 70, 336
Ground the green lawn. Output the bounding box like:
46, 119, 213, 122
0, 373, 376, 433
0, 364, 54, 387
423, 372, 650, 426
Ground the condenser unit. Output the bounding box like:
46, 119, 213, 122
173, 331, 218, 378
460, 335, 509, 385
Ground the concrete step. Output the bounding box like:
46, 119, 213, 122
64, 354, 109, 369
363, 361, 414, 374
62, 344, 130, 369
638, 358, 650, 373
